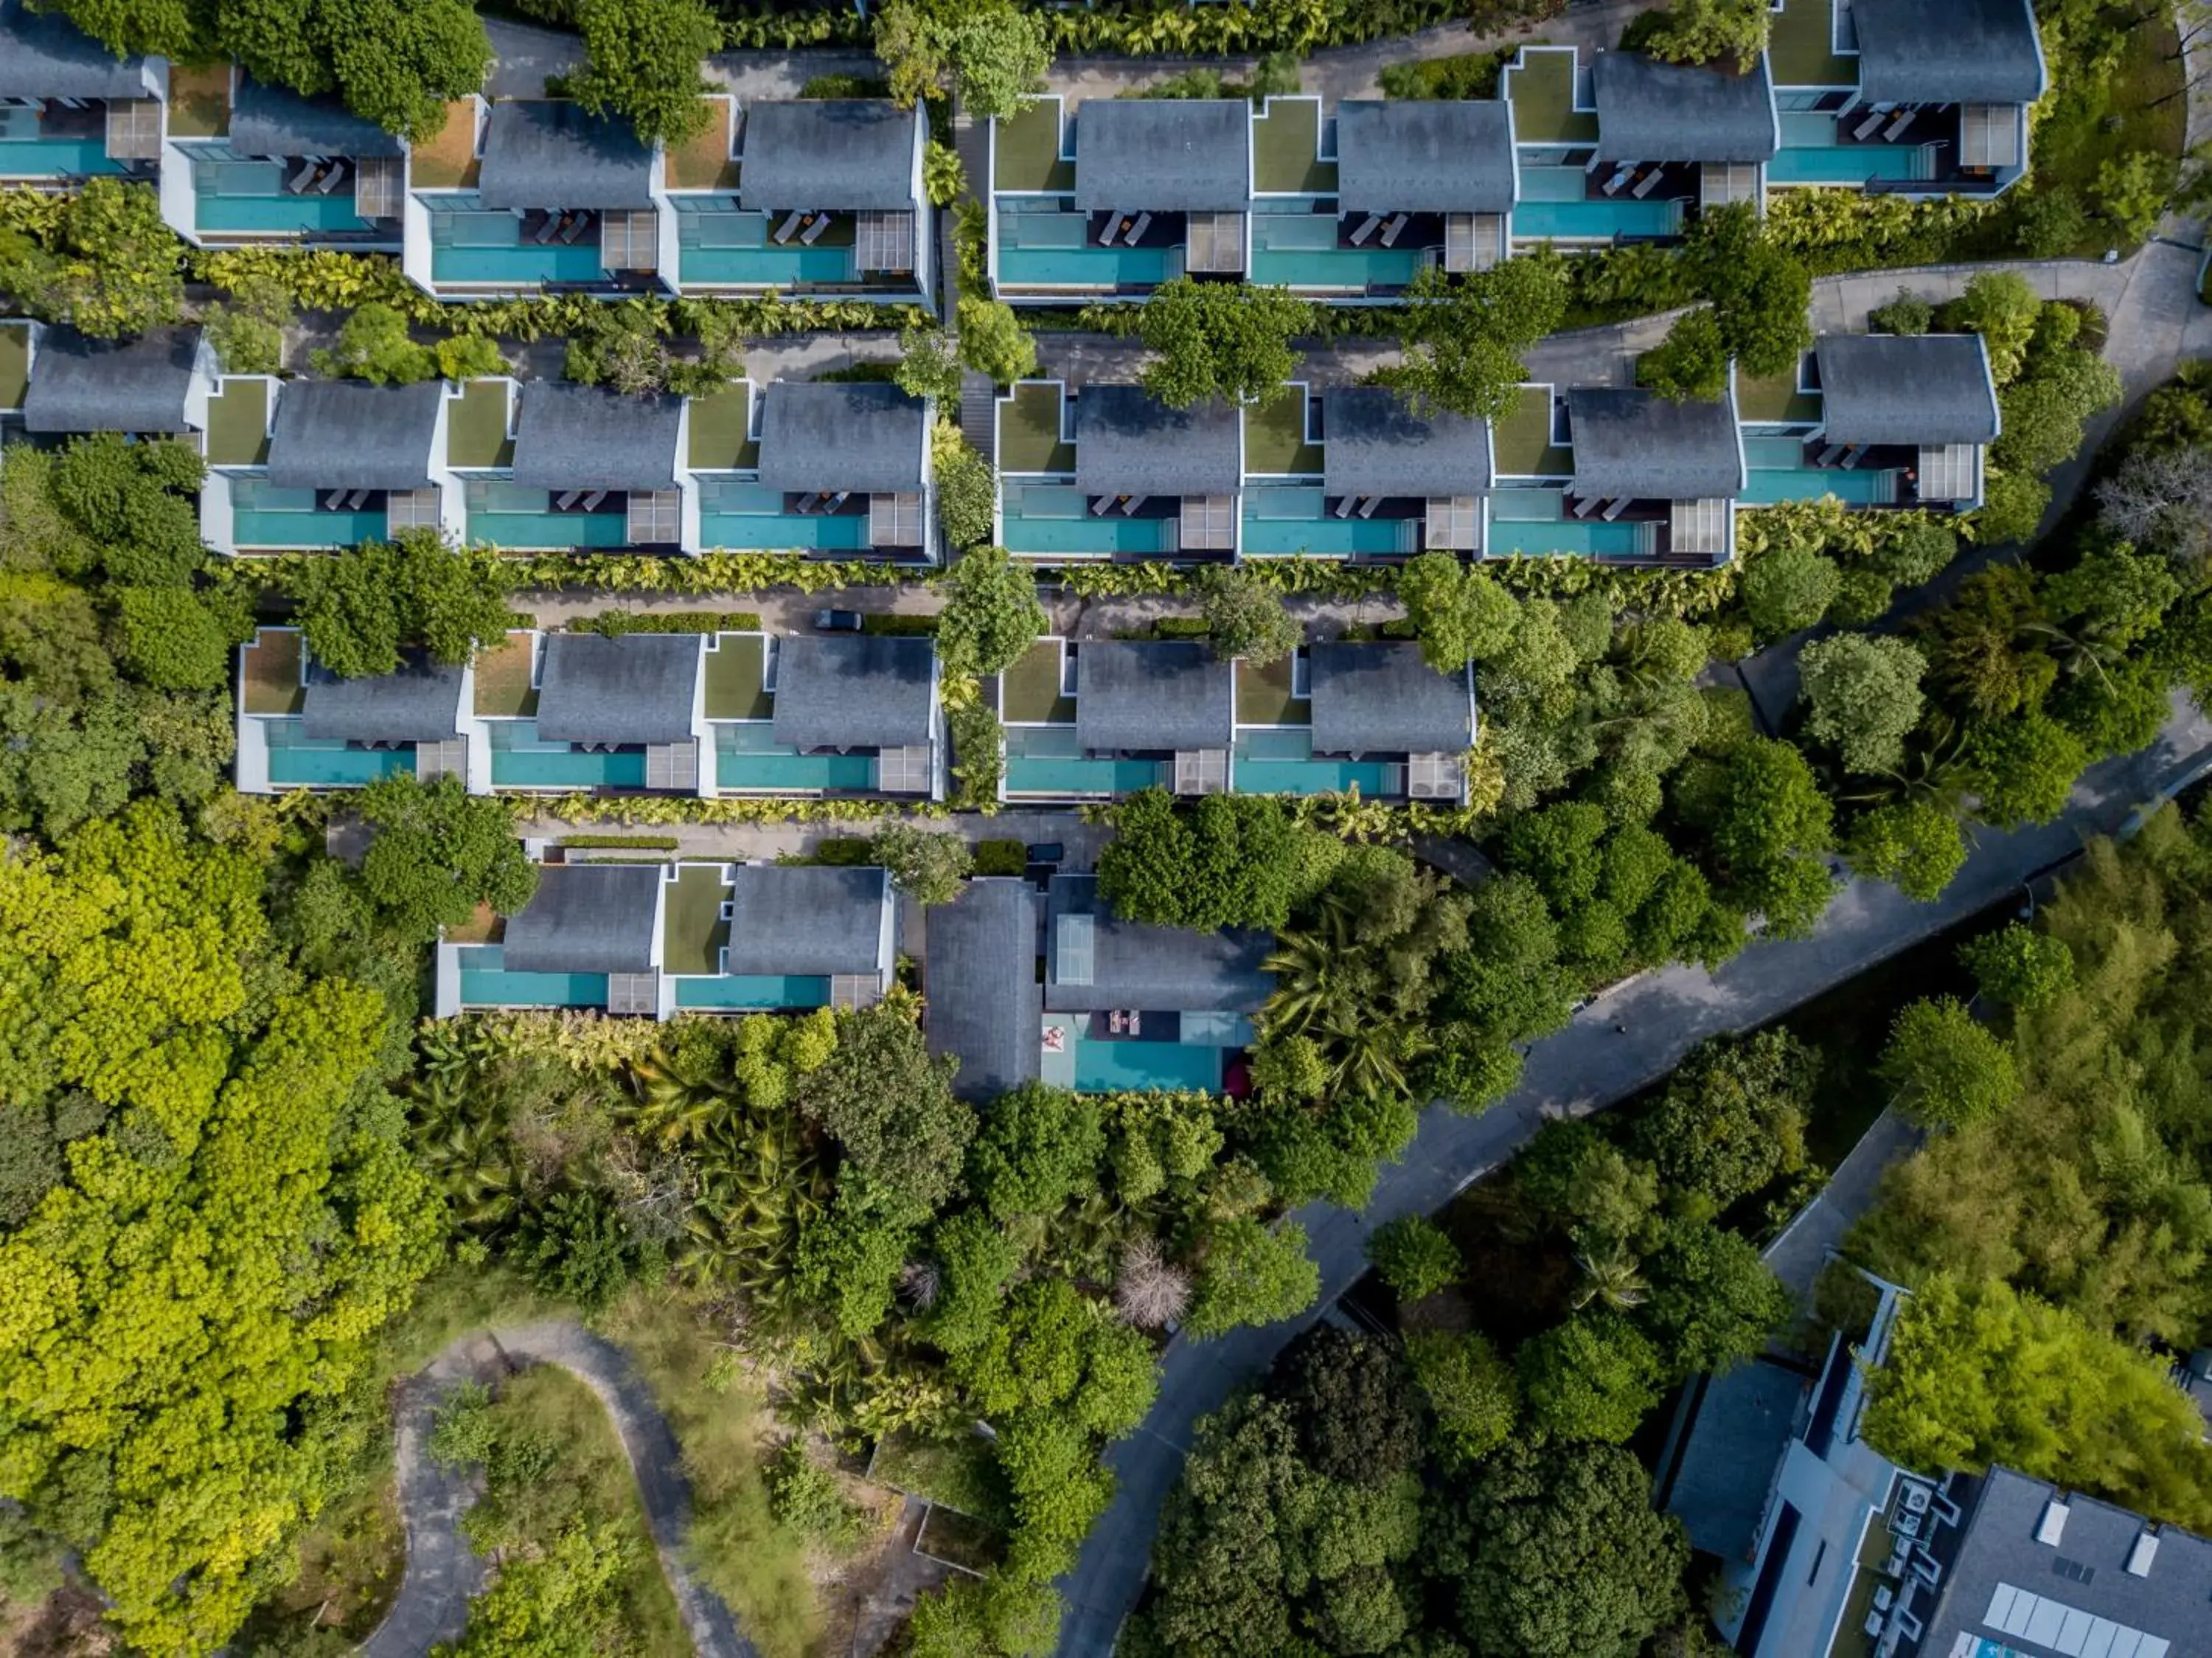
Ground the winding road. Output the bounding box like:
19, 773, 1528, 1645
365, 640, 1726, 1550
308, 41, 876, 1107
362, 1322, 754, 1658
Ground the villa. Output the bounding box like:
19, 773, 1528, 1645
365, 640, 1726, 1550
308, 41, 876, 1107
235, 625, 945, 799
0, 0, 164, 190
1661, 1275, 2205, 1658
924, 878, 1045, 1102
203, 378, 453, 554
165, 75, 406, 249
437, 856, 895, 1018
9, 322, 215, 440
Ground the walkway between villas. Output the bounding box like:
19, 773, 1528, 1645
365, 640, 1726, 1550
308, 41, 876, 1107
1051, 690, 2212, 1658
512, 807, 1115, 867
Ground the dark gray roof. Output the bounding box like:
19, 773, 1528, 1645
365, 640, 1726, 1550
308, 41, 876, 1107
502, 863, 661, 974
756, 381, 927, 494
1072, 385, 1242, 498
771, 635, 936, 752
299, 650, 467, 743
23, 325, 201, 434
1335, 100, 1516, 215
231, 77, 406, 159
0, 1, 148, 100
1074, 641, 1232, 753
1071, 99, 1251, 212
720, 864, 888, 977
1661, 1359, 1809, 1561
265, 380, 442, 491
478, 100, 655, 211
1909, 1467, 2212, 1658
738, 100, 919, 211
1321, 386, 1492, 498
1850, 0, 2045, 107
1044, 874, 1273, 1013
534, 633, 701, 746
1593, 51, 1778, 164
510, 381, 683, 492
1815, 333, 2000, 447
925, 878, 1042, 1102
1568, 386, 1744, 500
1308, 643, 1473, 757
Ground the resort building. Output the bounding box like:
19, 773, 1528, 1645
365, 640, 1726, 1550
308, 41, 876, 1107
436, 857, 896, 1018
202, 378, 454, 554
5, 321, 215, 441
0, 0, 164, 190
924, 878, 1046, 1103
162, 75, 406, 249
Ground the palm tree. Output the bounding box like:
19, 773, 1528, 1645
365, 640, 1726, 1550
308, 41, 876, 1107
1262, 928, 1353, 1038
1571, 1243, 1650, 1312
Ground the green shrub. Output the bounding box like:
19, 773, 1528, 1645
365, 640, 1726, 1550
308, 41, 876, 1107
559, 834, 680, 851
973, 839, 1029, 877
860, 613, 940, 636
1379, 50, 1506, 100
571, 610, 762, 636
1867, 289, 1932, 336
814, 837, 878, 867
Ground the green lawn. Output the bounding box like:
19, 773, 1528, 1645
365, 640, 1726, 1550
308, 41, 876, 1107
993, 99, 1073, 193
997, 381, 1074, 475
1252, 97, 1335, 195
1768, 0, 1854, 88
240, 628, 306, 715
1235, 656, 1308, 727
204, 378, 271, 466
2031, 2, 2185, 253
1243, 390, 1321, 476
661, 862, 730, 978
704, 631, 771, 720
1492, 389, 1570, 477
446, 379, 514, 469
1736, 369, 1821, 426
0, 322, 27, 412
1501, 47, 1597, 145
999, 639, 1072, 723
689, 384, 756, 471
472, 632, 538, 718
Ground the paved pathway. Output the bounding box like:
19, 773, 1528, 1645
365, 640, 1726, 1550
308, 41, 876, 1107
1052, 693, 2212, 1657
523, 808, 1113, 870
363, 1322, 754, 1658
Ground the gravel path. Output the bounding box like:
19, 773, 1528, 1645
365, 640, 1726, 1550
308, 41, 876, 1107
362, 1322, 752, 1658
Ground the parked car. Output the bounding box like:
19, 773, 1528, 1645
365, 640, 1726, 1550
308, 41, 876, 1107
815, 608, 863, 632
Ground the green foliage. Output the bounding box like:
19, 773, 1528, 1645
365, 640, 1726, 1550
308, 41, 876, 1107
201, 269, 294, 375
1798, 633, 1927, 776
355, 772, 540, 941
1186, 1217, 1320, 1339
0, 804, 444, 1654
766, 1440, 869, 1547
1965, 712, 2090, 827
1868, 288, 1933, 336
924, 139, 964, 207
115, 583, 250, 692
1843, 800, 1968, 902
1386, 256, 1568, 423
1379, 49, 1506, 100
1137, 279, 1310, 410
1267, 1327, 1425, 1486
1958, 923, 2075, 1010
877, 0, 1048, 118
1863, 1274, 2212, 1531
1405, 1329, 1520, 1468
1516, 1312, 1662, 1443
563, 0, 720, 145
0, 177, 181, 337
872, 822, 973, 906
1687, 204, 1811, 379
954, 1278, 1158, 1438
1624, 0, 1770, 66
1632, 1030, 1812, 1212
437, 1519, 635, 1658
1098, 789, 1312, 932
1694, 736, 1835, 937
1365, 1213, 1463, 1301
1193, 563, 1301, 665
1635, 306, 1729, 403
1399, 550, 1519, 673
896, 326, 963, 404
296, 533, 520, 679
939, 547, 1048, 679
967, 1083, 1105, 1221
797, 1003, 975, 1220
1741, 541, 1840, 638
957, 295, 1038, 386
310, 301, 438, 383
215, 0, 490, 142
1640, 1219, 1790, 1378
933, 423, 997, 552
949, 699, 1006, 811
428, 1381, 499, 1472
1879, 996, 2020, 1129
515, 1187, 640, 1312
925, 1206, 1025, 1353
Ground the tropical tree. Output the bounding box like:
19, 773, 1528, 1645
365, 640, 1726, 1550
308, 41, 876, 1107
877, 0, 1048, 119
1387, 256, 1569, 423
1138, 280, 1310, 410
0, 178, 183, 338
1193, 564, 1301, 665
936, 546, 1047, 679
1879, 997, 2020, 1128
1399, 551, 1520, 673
563, 0, 721, 145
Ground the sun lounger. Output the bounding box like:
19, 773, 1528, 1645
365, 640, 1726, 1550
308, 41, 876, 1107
1882, 108, 1916, 142
824, 490, 851, 512
554, 490, 583, 510
1601, 498, 1627, 521
773, 209, 804, 243
321, 490, 347, 510
1631, 169, 1663, 199
1840, 445, 1865, 471
1349, 213, 1381, 246
1095, 215, 1120, 246
1853, 108, 1887, 141
800, 214, 830, 245
283, 160, 316, 195
1121, 495, 1148, 515
531, 215, 558, 245
1571, 496, 1599, 519
1332, 496, 1357, 518
1815, 443, 1846, 468
344, 490, 372, 510
314, 159, 347, 195
558, 212, 590, 244
1380, 213, 1409, 247
1127, 212, 1152, 242
792, 493, 821, 515
1090, 495, 1114, 516
579, 490, 607, 512
1356, 496, 1380, 518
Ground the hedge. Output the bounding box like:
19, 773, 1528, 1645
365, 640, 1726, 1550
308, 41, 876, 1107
973, 839, 1029, 877
558, 833, 682, 850
568, 609, 763, 635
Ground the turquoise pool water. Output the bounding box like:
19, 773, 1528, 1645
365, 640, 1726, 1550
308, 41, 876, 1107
430, 239, 608, 287
1243, 488, 1416, 556
1250, 237, 1425, 291
1074, 1038, 1225, 1092
1003, 485, 1175, 556
1515, 167, 1680, 240
264, 722, 416, 787
1006, 726, 1161, 797
698, 482, 870, 552
232, 507, 389, 549
716, 748, 877, 791
465, 510, 630, 551
675, 974, 831, 1009
1770, 114, 1930, 185
488, 724, 647, 789
192, 160, 378, 233
1234, 729, 1391, 797
1486, 518, 1643, 557
458, 946, 607, 1010
998, 242, 1179, 290
1741, 438, 1897, 506
0, 136, 123, 178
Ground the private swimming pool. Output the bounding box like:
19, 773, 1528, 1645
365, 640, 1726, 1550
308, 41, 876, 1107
1072, 1037, 1225, 1093
714, 724, 877, 792
487, 723, 647, 789
1004, 726, 1163, 797
1515, 167, 1680, 240
457, 946, 606, 1010
1242, 488, 1416, 557
263, 721, 416, 787
1234, 728, 1392, 797
674, 974, 831, 1009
